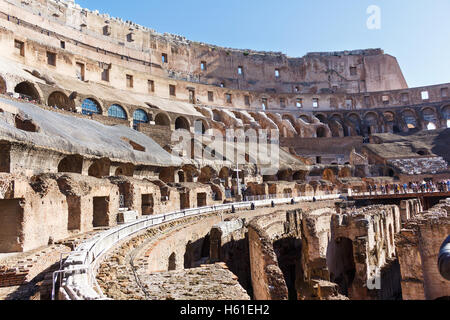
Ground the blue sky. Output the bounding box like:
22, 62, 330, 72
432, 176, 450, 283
77, 0, 450, 88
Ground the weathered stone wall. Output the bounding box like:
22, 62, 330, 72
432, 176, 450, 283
247, 220, 289, 300
397, 199, 450, 300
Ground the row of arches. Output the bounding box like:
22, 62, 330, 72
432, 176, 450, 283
313, 106, 450, 137
7, 80, 450, 139
8, 81, 206, 132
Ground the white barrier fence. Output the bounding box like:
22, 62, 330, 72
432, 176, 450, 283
55, 194, 341, 300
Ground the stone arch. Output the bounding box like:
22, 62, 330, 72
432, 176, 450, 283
282, 113, 296, 125
114, 163, 134, 177
199, 166, 217, 183
298, 114, 310, 123
364, 111, 379, 135
175, 116, 191, 131
338, 167, 352, 178
422, 107, 439, 130
155, 112, 171, 127
168, 253, 177, 271
315, 113, 327, 123
348, 113, 361, 124
442, 105, 450, 128
402, 109, 419, 130
293, 170, 307, 181
48, 91, 75, 111
81, 98, 102, 115
58, 155, 83, 174
108, 104, 128, 120
322, 168, 336, 182
219, 167, 230, 178
383, 111, 399, 133
212, 109, 222, 122
88, 158, 110, 178
181, 165, 198, 183
133, 109, 149, 130
210, 184, 223, 201
177, 170, 186, 183
0, 76, 6, 94
330, 114, 347, 137
159, 167, 177, 183
328, 237, 356, 297
14, 81, 41, 103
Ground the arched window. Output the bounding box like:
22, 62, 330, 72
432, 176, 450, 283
81, 98, 100, 115
108, 104, 127, 120
48, 91, 74, 111
14, 81, 40, 103
155, 113, 170, 127
402, 110, 417, 129
133, 109, 149, 130
175, 116, 190, 131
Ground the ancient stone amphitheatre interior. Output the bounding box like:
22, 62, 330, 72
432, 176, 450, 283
0, 0, 448, 302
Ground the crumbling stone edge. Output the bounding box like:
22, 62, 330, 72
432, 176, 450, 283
57, 194, 341, 300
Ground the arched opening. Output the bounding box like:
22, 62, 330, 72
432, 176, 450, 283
299, 115, 310, 123
175, 116, 190, 131
133, 109, 149, 130
194, 119, 207, 134
88, 158, 110, 178
155, 113, 170, 127
442, 106, 450, 128
114, 163, 134, 177
14, 81, 40, 103
328, 237, 356, 297
0, 76, 6, 94
212, 110, 222, 122
322, 168, 335, 182
108, 104, 127, 120
48, 91, 74, 111
338, 167, 352, 178
423, 108, 438, 130
58, 155, 83, 174
168, 253, 176, 271
81, 98, 101, 115
211, 185, 223, 201
178, 171, 185, 183
364, 112, 378, 135
92, 196, 109, 228
199, 166, 217, 183
317, 127, 327, 138
293, 171, 306, 181
316, 114, 327, 123
402, 110, 418, 130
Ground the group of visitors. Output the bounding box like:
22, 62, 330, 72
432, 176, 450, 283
367, 180, 450, 195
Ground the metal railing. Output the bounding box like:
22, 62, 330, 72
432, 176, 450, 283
351, 188, 450, 197
55, 193, 341, 300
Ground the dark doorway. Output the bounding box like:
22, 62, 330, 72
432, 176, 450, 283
141, 194, 154, 215
0, 199, 23, 253
197, 193, 207, 207
93, 197, 109, 228
329, 237, 356, 296
168, 253, 177, 271
67, 196, 81, 231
